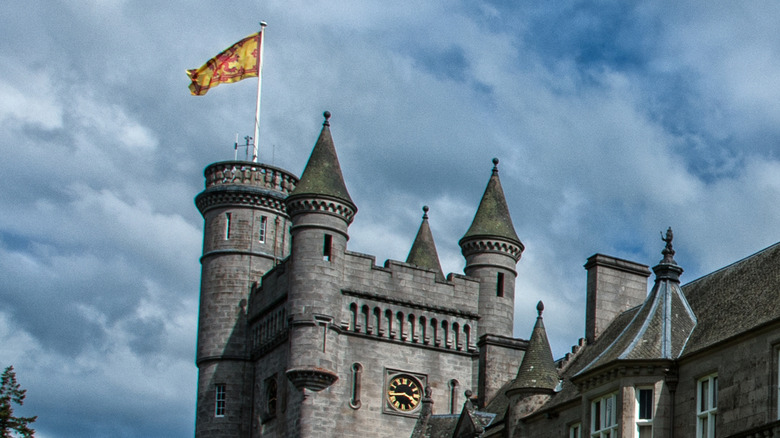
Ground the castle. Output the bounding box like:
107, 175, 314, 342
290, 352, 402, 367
194, 111, 780, 437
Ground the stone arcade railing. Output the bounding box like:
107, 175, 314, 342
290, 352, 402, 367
203, 161, 297, 195
727, 420, 780, 438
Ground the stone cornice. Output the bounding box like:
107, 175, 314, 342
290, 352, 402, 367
285, 195, 356, 224
342, 289, 480, 319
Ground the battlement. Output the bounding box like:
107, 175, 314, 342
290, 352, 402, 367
203, 160, 298, 193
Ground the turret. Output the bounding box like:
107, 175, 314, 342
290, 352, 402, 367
284, 111, 356, 393
459, 158, 523, 339
505, 302, 558, 435
194, 160, 297, 437
406, 206, 445, 281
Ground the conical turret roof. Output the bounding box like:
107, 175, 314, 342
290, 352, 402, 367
508, 302, 558, 392
289, 111, 355, 208
577, 228, 697, 375
406, 206, 445, 281
460, 158, 521, 246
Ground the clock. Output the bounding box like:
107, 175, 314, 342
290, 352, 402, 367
386, 374, 422, 412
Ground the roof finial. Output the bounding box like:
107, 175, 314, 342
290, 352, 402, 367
537, 300, 544, 317
660, 227, 676, 264
492, 157, 499, 173
323, 111, 331, 126
422, 205, 429, 219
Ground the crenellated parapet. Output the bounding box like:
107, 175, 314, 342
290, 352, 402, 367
196, 161, 298, 215
204, 161, 298, 193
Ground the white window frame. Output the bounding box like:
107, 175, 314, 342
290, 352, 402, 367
591, 392, 618, 438
636, 387, 653, 438
696, 374, 718, 438
569, 422, 582, 438
215, 384, 226, 417
777, 348, 780, 420
224, 213, 232, 240
258, 215, 267, 243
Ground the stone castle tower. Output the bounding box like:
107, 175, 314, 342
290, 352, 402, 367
194, 112, 530, 437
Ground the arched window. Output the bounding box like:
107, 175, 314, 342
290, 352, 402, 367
361, 305, 371, 334
408, 314, 417, 342
349, 303, 358, 332
373, 307, 382, 336
419, 316, 428, 344
448, 379, 459, 414
452, 322, 461, 350
349, 363, 363, 409
396, 311, 405, 341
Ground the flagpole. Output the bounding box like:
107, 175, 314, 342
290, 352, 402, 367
252, 22, 267, 162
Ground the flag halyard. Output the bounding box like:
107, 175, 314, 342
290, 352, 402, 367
187, 32, 261, 96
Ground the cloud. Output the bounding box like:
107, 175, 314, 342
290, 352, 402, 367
4, 1, 780, 436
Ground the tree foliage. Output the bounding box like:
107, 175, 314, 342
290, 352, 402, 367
0, 366, 36, 438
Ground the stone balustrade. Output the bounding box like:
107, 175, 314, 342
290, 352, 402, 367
203, 161, 298, 195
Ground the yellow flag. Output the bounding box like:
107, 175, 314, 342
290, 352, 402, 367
186, 32, 261, 96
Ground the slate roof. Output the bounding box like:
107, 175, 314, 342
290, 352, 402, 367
682, 240, 780, 356
507, 302, 558, 392
522, 239, 780, 418
289, 112, 355, 208
460, 159, 522, 247
406, 206, 445, 281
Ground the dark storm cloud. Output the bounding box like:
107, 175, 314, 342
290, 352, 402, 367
3, 1, 780, 437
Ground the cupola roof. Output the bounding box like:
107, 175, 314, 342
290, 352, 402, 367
406, 206, 445, 281
460, 158, 521, 247
507, 302, 558, 393
576, 228, 697, 375
289, 111, 355, 208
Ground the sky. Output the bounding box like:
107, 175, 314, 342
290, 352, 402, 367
3, 1, 780, 436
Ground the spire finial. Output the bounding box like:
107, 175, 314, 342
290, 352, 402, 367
422, 205, 429, 219
537, 300, 544, 316
492, 157, 499, 173
323, 111, 331, 126
660, 227, 676, 264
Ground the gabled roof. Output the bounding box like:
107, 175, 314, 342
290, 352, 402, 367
289, 111, 355, 208
406, 206, 445, 281
507, 302, 558, 392
460, 159, 521, 247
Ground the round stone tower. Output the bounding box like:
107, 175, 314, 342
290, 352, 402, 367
284, 112, 356, 394
459, 158, 524, 339
194, 160, 297, 438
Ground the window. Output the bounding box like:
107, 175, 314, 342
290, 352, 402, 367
323, 234, 332, 261
449, 379, 459, 414
697, 374, 718, 438
497, 272, 505, 297
349, 363, 362, 409
570, 423, 582, 438
266, 377, 277, 418
258, 215, 267, 243
591, 392, 618, 438
215, 384, 226, 417
224, 213, 232, 240
636, 387, 653, 438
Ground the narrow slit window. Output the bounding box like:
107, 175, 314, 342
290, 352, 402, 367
497, 272, 505, 297
224, 213, 232, 240
258, 215, 267, 243
323, 234, 332, 261
215, 384, 226, 417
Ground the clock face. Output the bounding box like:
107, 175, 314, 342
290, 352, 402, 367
387, 375, 422, 412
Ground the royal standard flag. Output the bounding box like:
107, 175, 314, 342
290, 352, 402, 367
187, 32, 261, 96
